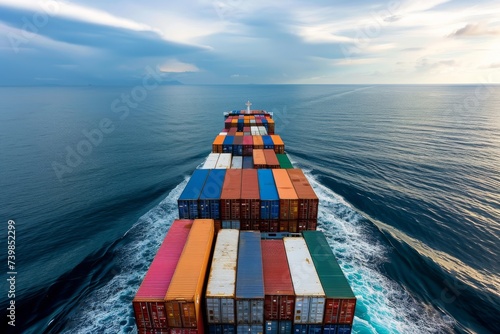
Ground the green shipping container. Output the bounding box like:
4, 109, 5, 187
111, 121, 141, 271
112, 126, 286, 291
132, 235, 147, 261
302, 231, 357, 325
276, 154, 293, 169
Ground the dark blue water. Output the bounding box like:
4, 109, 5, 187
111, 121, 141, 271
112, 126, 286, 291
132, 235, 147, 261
1, 85, 498, 334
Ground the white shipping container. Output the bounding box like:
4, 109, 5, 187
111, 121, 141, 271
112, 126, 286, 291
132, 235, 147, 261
283, 237, 325, 324
201, 153, 220, 169
219, 132, 228, 136
251, 126, 260, 135
216, 153, 232, 169
206, 229, 239, 323
231, 156, 243, 169
258, 126, 267, 135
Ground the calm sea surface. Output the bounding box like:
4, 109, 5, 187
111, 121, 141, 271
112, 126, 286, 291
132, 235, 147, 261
0, 85, 499, 333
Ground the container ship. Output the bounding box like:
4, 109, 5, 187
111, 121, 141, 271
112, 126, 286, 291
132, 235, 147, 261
132, 102, 357, 334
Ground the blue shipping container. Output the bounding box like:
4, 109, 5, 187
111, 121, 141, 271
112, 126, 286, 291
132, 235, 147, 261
243, 156, 254, 169
238, 119, 244, 131
209, 324, 236, 334
236, 231, 264, 325
224, 136, 235, 154
266, 320, 291, 334
200, 169, 226, 219
237, 325, 264, 334
178, 169, 209, 219
262, 135, 274, 149
292, 325, 322, 334
262, 118, 269, 131
257, 169, 279, 220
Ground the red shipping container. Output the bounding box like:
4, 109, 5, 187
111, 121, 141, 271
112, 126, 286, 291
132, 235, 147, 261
240, 219, 259, 230
261, 240, 295, 321
243, 136, 253, 156
263, 150, 280, 169
241, 170, 260, 220
220, 169, 242, 220
133, 220, 193, 330
338, 299, 357, 324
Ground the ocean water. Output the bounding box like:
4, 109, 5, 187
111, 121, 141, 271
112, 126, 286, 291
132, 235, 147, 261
0, 84, 499, 334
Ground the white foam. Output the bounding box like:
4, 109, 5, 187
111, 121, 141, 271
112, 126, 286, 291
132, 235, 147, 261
61, 178, 189, 334
305, 172, 455, 333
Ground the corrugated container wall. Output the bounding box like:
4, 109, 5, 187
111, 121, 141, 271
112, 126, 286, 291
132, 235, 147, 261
178, 169, 209, 219
206, 229, 239, 324
220, 170, 242, 220
133, 220, 193, 330
240, 169, 260, 224
283, 237, 325, 324
213, 135, 226, 153
165, 219, 215, 330
287, 169, 319, 223
236, 231, 265, 325
223, 136, 235, 154
200, 169, 226, 219
302, 231, 356, 325
272, 169, 298, 220
257, 170, 279, 220
261, 240, 295, 321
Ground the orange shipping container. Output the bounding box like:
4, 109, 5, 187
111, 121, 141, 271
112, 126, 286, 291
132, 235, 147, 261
267, 118, 275, 134
272, 169, 299, 220
270, 135, 285, 154
253, 149, 266, 169
287, 169, 319, 221
165, 219, 215, 331
252, 135, 264, 149
212, 135, 225, 153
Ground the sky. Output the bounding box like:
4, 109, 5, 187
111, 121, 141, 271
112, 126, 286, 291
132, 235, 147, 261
0, 0, 499, 85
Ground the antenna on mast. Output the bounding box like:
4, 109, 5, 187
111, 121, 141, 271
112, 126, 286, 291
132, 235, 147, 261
245, 100, 252, 113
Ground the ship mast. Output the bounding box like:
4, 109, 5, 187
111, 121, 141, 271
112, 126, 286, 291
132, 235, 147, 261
245, 100, 252, 113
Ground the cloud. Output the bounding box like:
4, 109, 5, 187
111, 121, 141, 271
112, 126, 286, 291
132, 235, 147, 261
416, 58, 458, 71
160, 59, 199, 73
449, 23, 500, 37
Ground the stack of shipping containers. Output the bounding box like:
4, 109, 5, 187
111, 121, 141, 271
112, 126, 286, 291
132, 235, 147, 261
164, 219, 214, 331
284, 237, 326, 333
261, 240, 294, 333
258, 169, 279, 232
241, 169, 260, 230
206, 230, 239, 333
133, 220, 193, 333
303, 231, 357, 334
134, 108, 356, 334
220, 170, 242, 230
272, 169, 299, 232
288, 169, 319, 231
178, 169, 209, 219
236, 231, 265, 333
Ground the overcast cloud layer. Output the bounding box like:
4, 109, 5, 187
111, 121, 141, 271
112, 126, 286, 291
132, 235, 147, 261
1, 0, 499, 85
